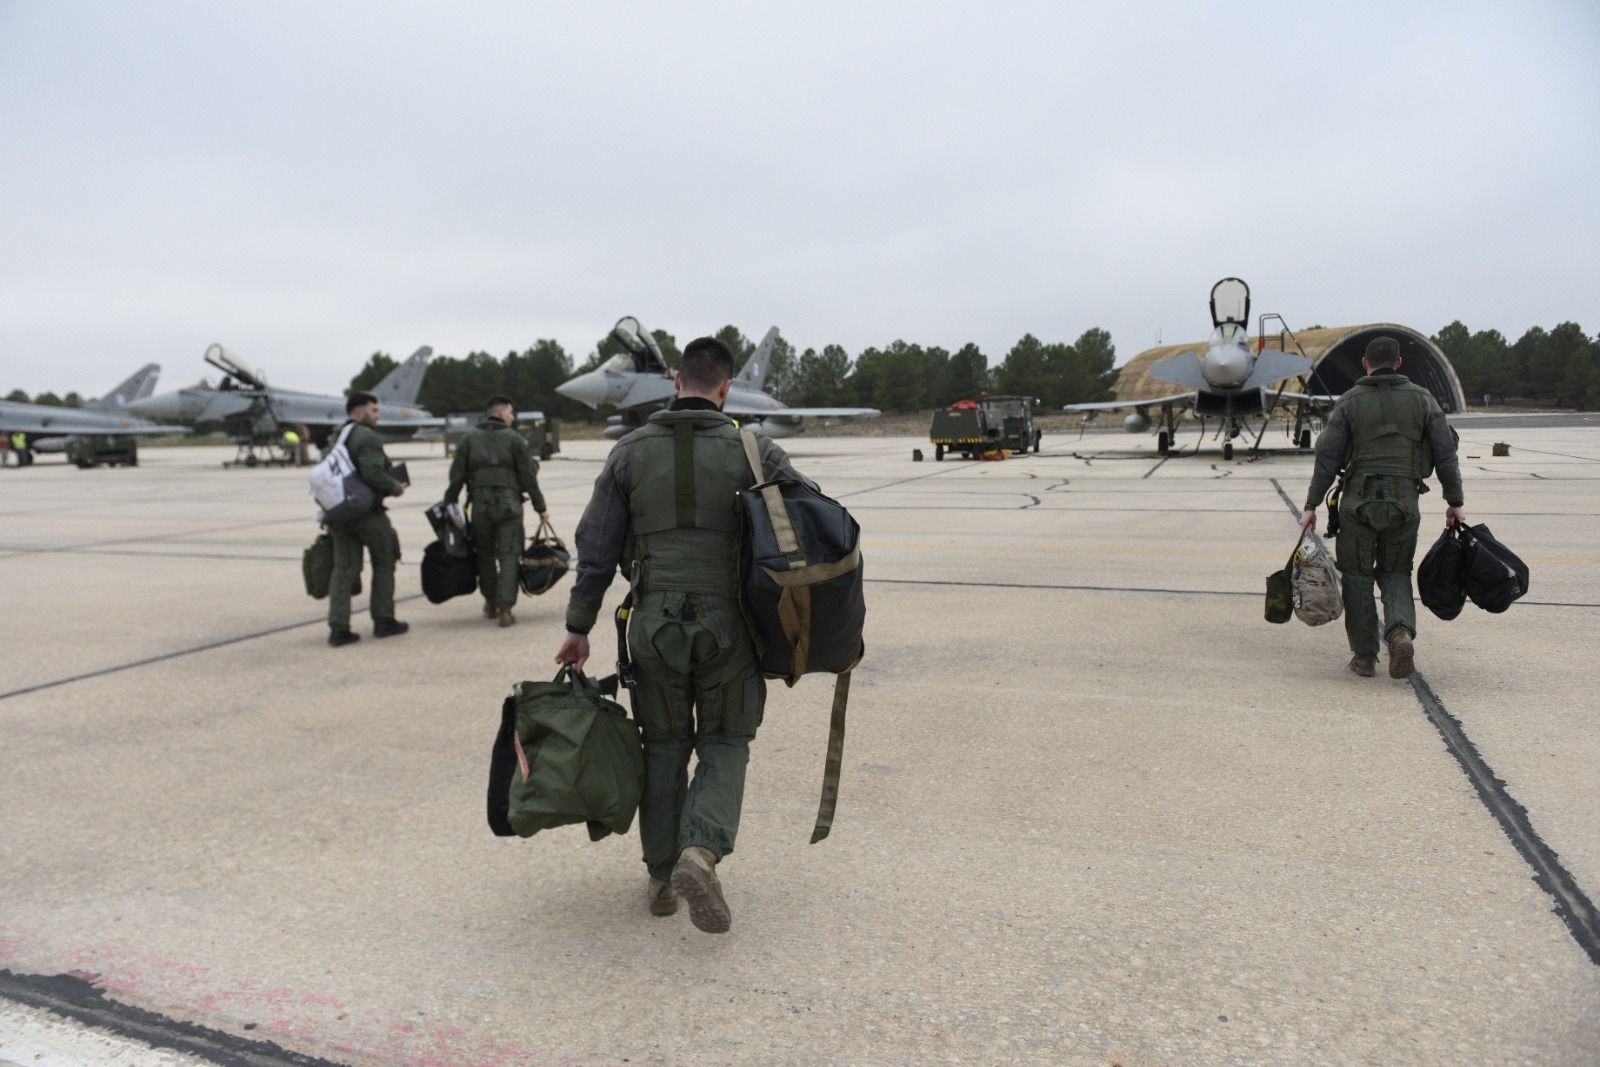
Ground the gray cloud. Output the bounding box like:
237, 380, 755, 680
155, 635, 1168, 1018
2, 0, 1597, 396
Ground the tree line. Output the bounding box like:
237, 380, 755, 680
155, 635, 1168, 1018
14, 319, 1597, 415
1432, 321, 1600, 408
347, 325, 1120, 417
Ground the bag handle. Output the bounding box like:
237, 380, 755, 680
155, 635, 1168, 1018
535, 518, 559, 542
1286, 525, 1310, 569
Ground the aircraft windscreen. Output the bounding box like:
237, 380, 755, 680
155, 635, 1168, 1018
1210, 278, 1250, 328
601, 353, 635, 372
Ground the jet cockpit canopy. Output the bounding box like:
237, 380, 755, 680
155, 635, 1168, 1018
610, 316, 667, 374
1209, 277, 1251, 341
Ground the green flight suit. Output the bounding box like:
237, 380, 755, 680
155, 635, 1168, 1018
1305, 372, 1464, 657
328, 421, 406, 631
444, 419, 545, 611
567, 404, 805, 883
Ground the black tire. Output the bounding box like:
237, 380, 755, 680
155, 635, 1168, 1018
539, 442, 553, 461
1157, 431, 1171, 455
935, 444, 945, 461
1033, 431, 1042, 453
1223, 441, 1235, 460
1298, 429, 1312, 449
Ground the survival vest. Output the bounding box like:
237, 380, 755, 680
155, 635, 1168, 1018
1341, 377, 1436, 482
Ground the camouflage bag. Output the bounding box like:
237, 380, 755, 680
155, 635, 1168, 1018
1291, 531, 1343, 627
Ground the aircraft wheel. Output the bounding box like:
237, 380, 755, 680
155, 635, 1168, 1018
1298, 429, 1312, 449
1157, 431, 1171, 455
1223, 441, 1235, 460
935, 444, 945, 461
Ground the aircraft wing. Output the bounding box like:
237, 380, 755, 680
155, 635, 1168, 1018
1240, 349, 1313, 392
1275, 390, 1340, 406
1146, 350, 1207, 391
0, 403, 191, 436
1063, 394, 1196, 413
726, 404, 880, 419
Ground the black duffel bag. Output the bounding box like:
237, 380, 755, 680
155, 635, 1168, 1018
1462, 523, 1530, 613
737, 429, 864, 844
1418, 523, 1470, 620
518, 520, 571, 596
421, 538, 478, 603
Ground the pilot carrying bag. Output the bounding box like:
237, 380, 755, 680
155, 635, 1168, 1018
302, 532, 361, 599
485, 668, 644, 842
737, 429, 865, 843
421, 539, 478, 603
308, 423, 377, 525
518, 520, 571, 596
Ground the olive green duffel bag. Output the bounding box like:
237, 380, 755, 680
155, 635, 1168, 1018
302, 532, 361, 599
486, 669, 644, 842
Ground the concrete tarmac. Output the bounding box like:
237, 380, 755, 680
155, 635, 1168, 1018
1, 429, 1597, 1066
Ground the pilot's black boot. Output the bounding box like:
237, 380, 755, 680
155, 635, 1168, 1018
328, 628, 360, 647
374, 619, 410, 639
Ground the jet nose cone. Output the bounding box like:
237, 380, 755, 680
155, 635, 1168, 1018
127, 394, 178, 420
556, 371, 609, 409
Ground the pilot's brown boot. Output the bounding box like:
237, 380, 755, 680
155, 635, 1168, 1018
670, 846, 730, 934
1347, 654, 1377, 677
1387, 629, 1415, 679
647, 878, 678, 917
498, 608, 516, 628
483, 600, 498, 619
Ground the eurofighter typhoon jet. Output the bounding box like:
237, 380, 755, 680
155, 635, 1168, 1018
556, 316, 879, 439
1, 364, 191, 452
130, 343, 443, 446
1064, 278, 1328, 458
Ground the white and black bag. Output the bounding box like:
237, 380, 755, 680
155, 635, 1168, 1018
309, 423, 377, 525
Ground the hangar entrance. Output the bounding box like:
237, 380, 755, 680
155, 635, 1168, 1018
1304, 325, 1465, 413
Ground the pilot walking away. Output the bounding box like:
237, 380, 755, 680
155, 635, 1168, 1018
554, 337, 813, 933
444, 395, 548, 628
328, 391, 410, 646
1300, 336, 1465, 678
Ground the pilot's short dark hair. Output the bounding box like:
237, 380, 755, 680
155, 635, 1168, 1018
345, 391, 378, 413
1364, 336, 1401, 366
486, 394, 514, 412
680, 337, 736, 391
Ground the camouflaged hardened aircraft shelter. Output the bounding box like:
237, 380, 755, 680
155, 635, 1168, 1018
1112, 324, 1467, 413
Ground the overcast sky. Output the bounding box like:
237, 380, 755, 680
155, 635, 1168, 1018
3, 1, 1597, 397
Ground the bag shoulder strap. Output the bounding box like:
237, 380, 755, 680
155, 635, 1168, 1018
332, 422, 357, 454
739, 428, 803, 563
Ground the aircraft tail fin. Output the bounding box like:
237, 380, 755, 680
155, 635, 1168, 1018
373, 346, 433, 405
91, 364, 162, 410
734, 327, 781, 389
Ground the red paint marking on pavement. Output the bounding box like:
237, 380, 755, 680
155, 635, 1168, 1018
0, 930, 569, 1066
